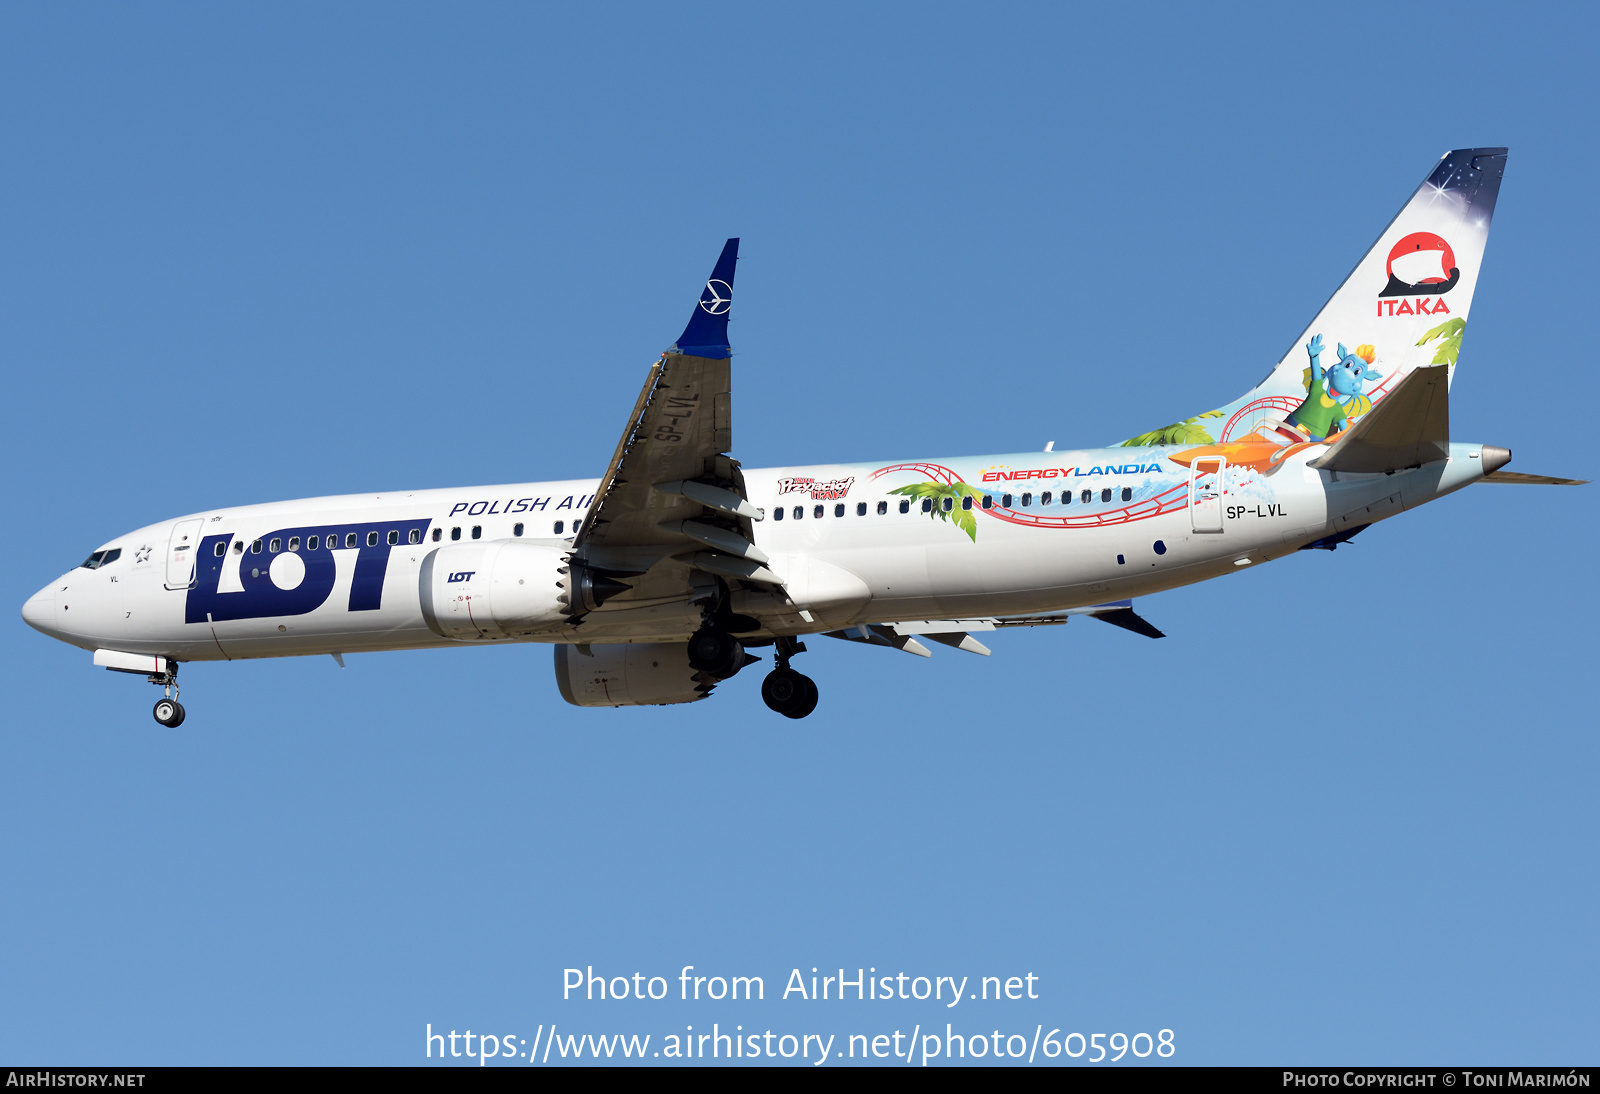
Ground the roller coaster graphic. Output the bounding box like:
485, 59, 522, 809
867, 462, 1188, 530
1217, 370, 1400, 443
868, 373, 1405, 533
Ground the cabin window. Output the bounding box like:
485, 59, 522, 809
982, 495, 993, 509
1081, 489, 1092, 504
363, 531, 376, 547
922, 498, 932, 513
233, 541, 244, 554
962, 495, 972, 510
383, 530, 395, 546
573, 520, 581, 533
451, 527, 461, 541
1101, 488, 1112, 503
899, 499, 911, 514
431, 528, 441, 542
1021, 492, 1032, 507
941, 497, 953, 512
1121, 487, 1133, 502
471, 526, 482, 540
877, 500, 887, 515
834, 503, 845, 517
288, 536, 301, 552
773, 507, 783, 521
793, 506, 803, 520
1002, 494, 1013, 508
857, 502, 867, 516
512, 523, 523, 537
214, 542, 226, 557
269, 538, 281, 553
410, 528, 423, 544
345, 533, 358, 548
251, 540, 263, 554
1062, 491, 1071, 505
814, 505, 824, 519
309, 535, 320, 550
1042, 491, 1052, 505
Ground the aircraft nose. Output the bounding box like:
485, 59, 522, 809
21, 585, 58, 637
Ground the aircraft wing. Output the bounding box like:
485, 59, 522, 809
821, 601, 1166, 656
573, 240, 779, 597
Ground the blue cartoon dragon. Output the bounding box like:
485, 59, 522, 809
1278, 333, 1383, 442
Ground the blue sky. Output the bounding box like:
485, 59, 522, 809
1, 2, 1594, 1066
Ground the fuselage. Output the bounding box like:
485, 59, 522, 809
21, 441, 1492, 664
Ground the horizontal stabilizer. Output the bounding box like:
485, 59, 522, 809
1089, 607, 1165, 639
1481, 470, 1589, 485
1309, 364, 1449, 474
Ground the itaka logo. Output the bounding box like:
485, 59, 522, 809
1377, 231, 1459, 317
1380, 232, 1459, 298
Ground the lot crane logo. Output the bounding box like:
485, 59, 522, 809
1380, 232, 1459, 298
699, 278, 733, 315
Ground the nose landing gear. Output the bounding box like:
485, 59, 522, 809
761, 636, 818, 719
148, 662, 185, 727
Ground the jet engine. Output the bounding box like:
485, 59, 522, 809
554, 642, 712, 707
419, 541, 628, 640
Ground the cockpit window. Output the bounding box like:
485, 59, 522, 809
80, 548, 120, 569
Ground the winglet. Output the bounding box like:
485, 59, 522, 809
670, 238, 739, 359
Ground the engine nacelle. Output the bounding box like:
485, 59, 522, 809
554, 643, 710, 707
420, 541, 625, 640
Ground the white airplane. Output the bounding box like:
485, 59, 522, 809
22, 147, 1584, 726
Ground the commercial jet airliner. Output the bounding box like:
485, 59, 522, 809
21, 148, 1584, 725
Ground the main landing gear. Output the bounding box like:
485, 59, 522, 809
687, 624, 818, 718
761, 636, 818, 720
149, 662, 185, 727
686, 626, 748, 679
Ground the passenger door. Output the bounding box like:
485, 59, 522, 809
164, 519, 205, 590
1189, 458, 1226, 534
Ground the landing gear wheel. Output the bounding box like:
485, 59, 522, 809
687, 627, 744, 678
762, 668, 819, 719
153, 698, 186, 728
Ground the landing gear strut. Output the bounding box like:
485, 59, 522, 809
761, 637, 818, 719
149, 662, 185, 727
